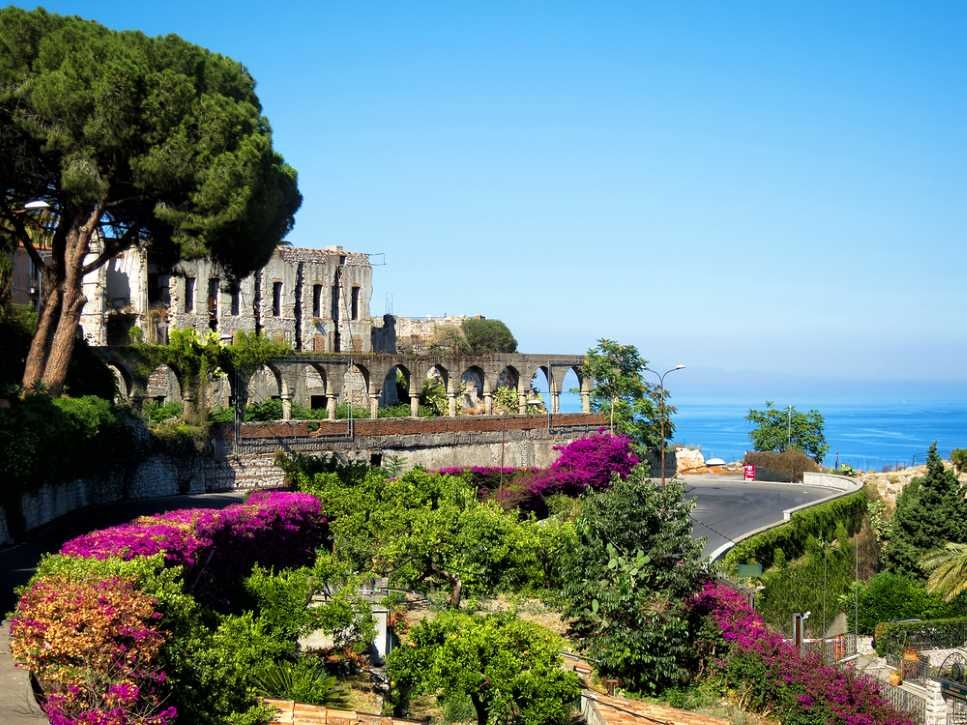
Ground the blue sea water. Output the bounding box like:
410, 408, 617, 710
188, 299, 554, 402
545, 393, 967, 470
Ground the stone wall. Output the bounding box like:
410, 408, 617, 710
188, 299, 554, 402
0, 420, 601, 543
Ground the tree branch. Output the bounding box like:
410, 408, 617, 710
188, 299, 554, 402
1, 209, 50, 272
81, 223, 141, 274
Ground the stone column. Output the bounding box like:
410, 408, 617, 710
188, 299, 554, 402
410, 393, 421, 418
369, 392, 380, 419
182, 391, 197, 423
281, 394, 292, 421
447, 391, 457, 417
483, 391, 493, 416
517, 384, 528, 415
581, 390, 591, 414
551, 388, 561, 414
326, 391, 337, 421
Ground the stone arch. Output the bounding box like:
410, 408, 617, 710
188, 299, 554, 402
303, 363, 328, 412
496, 365, 519, 391
145, 364, 182, 404
423, 363, 449, 390
106, 363, 131, 401
525, 366, 550, 415
557, 366, 583, 413
248, 364, 283, 403
381, 364, 412, 407
460, 365, 486, 414
342, 361, 369, 407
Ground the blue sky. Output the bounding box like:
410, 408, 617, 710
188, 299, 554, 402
16, 2, 967, 400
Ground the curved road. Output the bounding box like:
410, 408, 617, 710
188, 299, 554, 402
685, 477, 835, 558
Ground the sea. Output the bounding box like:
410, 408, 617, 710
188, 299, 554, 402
543, 392, 967, 471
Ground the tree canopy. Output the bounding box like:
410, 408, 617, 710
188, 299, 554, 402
582, 338, 672, 457
387, 611, 580, 725
460, 318, 518, 353
560, 471, 706, 693
746, 401, 828, 463
0, 8, 301, 393
883, 443, 967, 579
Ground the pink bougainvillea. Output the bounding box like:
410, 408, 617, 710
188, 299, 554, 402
59, 491, 327, 604
527, 431, 639, 497
692, 581, 912, 725
11, 491, 329, 723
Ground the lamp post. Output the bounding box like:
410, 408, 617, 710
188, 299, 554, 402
644, 364, 685, 486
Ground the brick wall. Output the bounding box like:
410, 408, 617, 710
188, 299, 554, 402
235, 412, 607, 439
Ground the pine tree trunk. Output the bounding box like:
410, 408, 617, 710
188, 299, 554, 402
39, 223, 92, 395
21, 278, 62, 391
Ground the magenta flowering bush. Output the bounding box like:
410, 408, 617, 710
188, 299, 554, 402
60, 491, 327, 604
692, 581, 912, 725
528, 431, 639, 497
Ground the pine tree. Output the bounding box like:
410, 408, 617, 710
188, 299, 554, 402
883, 443, 967, 579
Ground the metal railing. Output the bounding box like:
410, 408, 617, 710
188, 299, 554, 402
881, 684, 928, 724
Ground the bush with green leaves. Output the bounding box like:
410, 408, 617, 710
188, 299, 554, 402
0, 394, 134, 500
743, 448, 819, 482
874, 616, 967, 657
287, 459, 570, 605
841, 571, 967, 635
560, 471, 707, 694
388, 611, 579, 724
141, 399, 184, 425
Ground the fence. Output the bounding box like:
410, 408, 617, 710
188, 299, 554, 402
800, 633, 857, 663
882, 684, 928, 724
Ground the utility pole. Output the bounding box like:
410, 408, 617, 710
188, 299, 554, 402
787, 404, 792, 451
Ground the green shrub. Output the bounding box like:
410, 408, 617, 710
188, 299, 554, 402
843, 572, 967, 635
874, 616, 967, 656
150, 421, 209, 457
334, 401, 370, 419
142, 399, 183, 425
253, 658, 350, 707
0, 394, 134, 498
743, 449, 820, 482
722, 490, 867, 572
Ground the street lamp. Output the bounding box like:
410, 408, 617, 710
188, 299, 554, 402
644, 363, 685, 486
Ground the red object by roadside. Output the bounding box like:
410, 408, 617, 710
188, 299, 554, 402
743, 464, 756, 481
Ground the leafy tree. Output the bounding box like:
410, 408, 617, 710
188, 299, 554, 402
582, 338, 671, 458
0, 8, 301, 394
883, 443, 967, 579
461, 318, 518, 353
746, 401, 828, 463
291, 465, 562, 606
388, 611, 580, 725
560, 471, 706, 693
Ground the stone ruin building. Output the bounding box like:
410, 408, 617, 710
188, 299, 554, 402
13, 241, 586, 414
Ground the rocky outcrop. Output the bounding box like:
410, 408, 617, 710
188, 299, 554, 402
675, 446, 706, 475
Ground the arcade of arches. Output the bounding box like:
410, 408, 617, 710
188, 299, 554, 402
101, 351, 593, 422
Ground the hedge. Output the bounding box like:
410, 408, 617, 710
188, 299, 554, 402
721, 490, 866, 572
873, 616, 967, 657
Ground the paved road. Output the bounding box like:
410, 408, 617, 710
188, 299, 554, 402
685, 477, 835, 558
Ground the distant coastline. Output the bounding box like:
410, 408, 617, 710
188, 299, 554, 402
545, 392, 967, 470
